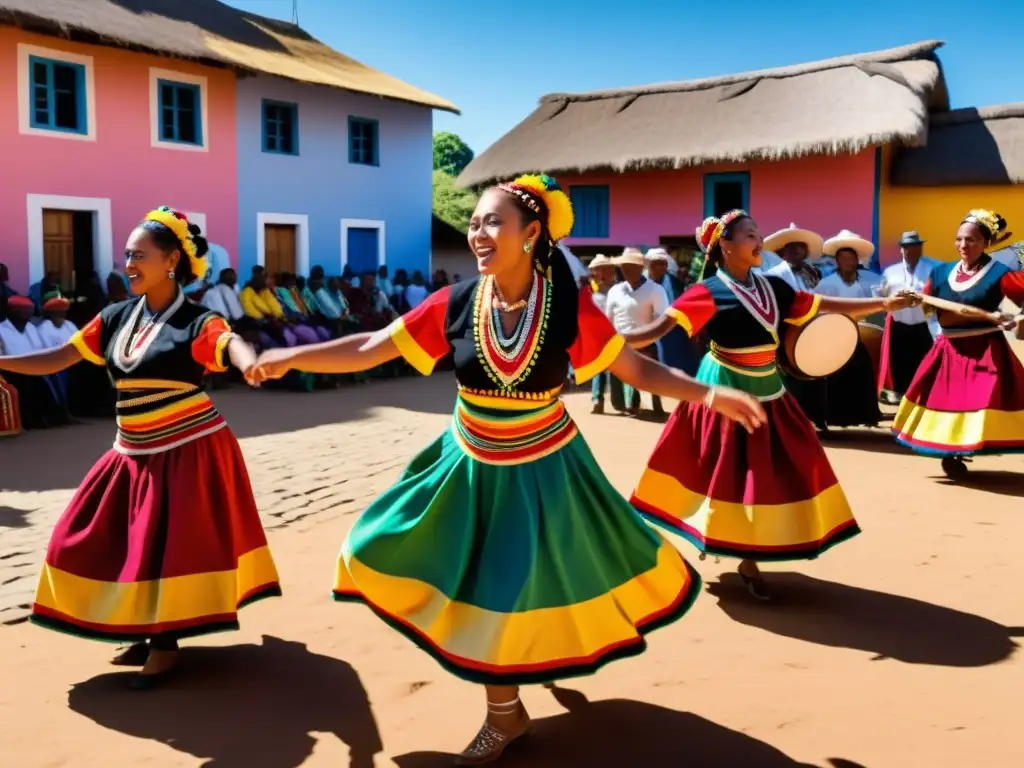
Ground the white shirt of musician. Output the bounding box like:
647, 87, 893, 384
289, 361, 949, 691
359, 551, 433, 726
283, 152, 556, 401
815, 270, 882, 299
37, 318, 78, 348
764, 261, 815, 292
0, 319, 47, 355
880, 257, 938, 326
202, 283, 245, 321
605, 279, 669, 334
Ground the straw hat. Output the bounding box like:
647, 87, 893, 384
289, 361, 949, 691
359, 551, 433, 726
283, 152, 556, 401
645, 248, 670, 262
823, 229, 875, 264
588, 254, 612, 268
614, 248, 645, 267
763, 223, 824, 258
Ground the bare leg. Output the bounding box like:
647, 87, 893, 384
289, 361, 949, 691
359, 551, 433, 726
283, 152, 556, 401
455, 684, 530, 765
738, 559, 770, 601
130, 635, 180, 689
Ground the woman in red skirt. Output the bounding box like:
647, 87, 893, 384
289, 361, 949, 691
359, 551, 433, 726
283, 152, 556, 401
0, 207, 280, 688
622, 212, 915, 600
892, 209, 1024, 478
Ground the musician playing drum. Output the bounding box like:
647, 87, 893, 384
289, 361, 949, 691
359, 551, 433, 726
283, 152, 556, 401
621, 211, 914, 601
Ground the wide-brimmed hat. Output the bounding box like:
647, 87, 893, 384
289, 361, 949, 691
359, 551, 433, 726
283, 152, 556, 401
899, 230, 925, 246
763, 223, 824, 258
645, 248, 670, 262
614, 248, 646, 267
823, 229, 875, 264
588, 254, 613, 268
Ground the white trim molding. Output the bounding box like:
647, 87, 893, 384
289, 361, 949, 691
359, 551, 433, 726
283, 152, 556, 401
256, 212, 309, 277
149, 67, 209, 152
340, 218, 387, 273
17, 43, 97, 141
25, 194, 114, 287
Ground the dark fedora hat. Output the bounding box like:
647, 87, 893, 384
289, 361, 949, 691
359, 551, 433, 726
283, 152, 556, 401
899, 231, 925, 246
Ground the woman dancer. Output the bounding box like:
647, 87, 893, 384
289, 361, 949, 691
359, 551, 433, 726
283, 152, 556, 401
0, 207, 280, 688
252, 175, 764, 764
892, 209, 1024, 478
621, 211, 914, 601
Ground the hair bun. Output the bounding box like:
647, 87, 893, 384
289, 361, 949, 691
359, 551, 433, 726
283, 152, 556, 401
187, 222, 202, 237
192, 234, 209, 258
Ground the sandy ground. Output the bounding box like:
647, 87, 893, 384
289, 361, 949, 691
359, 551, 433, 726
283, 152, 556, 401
1, 366, 1022, 767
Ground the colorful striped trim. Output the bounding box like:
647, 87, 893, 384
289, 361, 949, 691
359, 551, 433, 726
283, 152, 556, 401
452, 397, 578, 465
665, 306, 693, 335
573, 334, 625, 384
696, 357, 785, 401
457, 386, 563, 409
70, 330, 105, 365
114, 390, 226, 455
892, 399, 1024, 457
331, 543, 702, 685
785, 293, 822, 327
212, 330, 235, 372
709, 342, 777, 375
31, 546, 280, 642
632, 469, 858, 562
390, 317, 438, 376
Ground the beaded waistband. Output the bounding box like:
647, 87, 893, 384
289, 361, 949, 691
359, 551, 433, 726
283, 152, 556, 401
457, 385, 563, 410
114, 379, 224, 455
452, 396, 577, 465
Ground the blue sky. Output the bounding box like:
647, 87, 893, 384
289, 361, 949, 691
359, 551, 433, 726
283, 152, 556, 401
226, 0, 1023, 153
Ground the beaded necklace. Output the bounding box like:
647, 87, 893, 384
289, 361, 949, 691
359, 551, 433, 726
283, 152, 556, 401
473, 274, 550, 390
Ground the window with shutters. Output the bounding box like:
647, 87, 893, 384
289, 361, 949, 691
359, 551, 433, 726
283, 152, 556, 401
568, 185, 610, 238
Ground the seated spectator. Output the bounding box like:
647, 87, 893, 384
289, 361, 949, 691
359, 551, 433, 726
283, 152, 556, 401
29, 270, 62, 314
377, 265, 395, 300
357, 271, 396, 330
404, 271, 430, 310
0, 296, 69, 428
0, 262, 18, 320
274, 272, 329, 342
202, 268, 263, 348
390, 269, 410, 312
432, 269, 450, 291
37, 292, 84, 416
342, 264, 359, 289
239, 266, 300, 348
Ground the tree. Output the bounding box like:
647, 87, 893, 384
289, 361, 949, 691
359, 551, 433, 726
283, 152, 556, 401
433, 132, 474, 177
432, 170, 478, 233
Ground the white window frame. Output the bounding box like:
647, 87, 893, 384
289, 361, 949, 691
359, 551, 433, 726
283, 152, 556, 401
256, 213, 309, 277
25, 194, 114, 287
340, 218, 387, 274
183, 211, 207, 237
149, 67, 209, 152
17, 43, 97, 141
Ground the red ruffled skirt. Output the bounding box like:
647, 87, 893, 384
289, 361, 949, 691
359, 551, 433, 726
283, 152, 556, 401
31, 427, 281, 641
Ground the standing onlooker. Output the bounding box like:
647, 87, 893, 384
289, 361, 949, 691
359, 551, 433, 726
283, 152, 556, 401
646, 248, 700, 375
587, 255, 619, 413
404, 271, 430, 310
605, 248, 669, 417
763, 223, 825, 291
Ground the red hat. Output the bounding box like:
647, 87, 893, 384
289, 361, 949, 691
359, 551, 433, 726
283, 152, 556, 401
7, 296, 34, 310
43, 296, 71, 311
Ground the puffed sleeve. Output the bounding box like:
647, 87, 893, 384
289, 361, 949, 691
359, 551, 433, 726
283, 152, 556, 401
386, 287, 451, 376
665, 282, 717, 335
68, 314, 105, 366
191, 314, 236, 373
568, 288, 626, 384
1000, 271, 1024, 306
766, 276, 822, 327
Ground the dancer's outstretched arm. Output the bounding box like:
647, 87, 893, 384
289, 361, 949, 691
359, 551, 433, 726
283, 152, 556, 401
618, 315, 677, 349
817, 293, 916, 319
250, 329, 399, 382
0, 345, 82, 376
608, 345, 766, 433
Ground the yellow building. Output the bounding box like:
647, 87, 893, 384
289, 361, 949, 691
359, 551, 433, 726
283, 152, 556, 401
878, 104, 1024, 266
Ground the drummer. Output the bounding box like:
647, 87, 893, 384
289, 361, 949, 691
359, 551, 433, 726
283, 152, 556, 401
763, 223, 826, 291
877, 231, 938, 404
798, 230, 884, 430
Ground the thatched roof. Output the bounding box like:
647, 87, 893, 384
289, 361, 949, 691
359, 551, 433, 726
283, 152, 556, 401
458, 40, 947, 186
0, 0, 458, 113
890, 103, 1024, 185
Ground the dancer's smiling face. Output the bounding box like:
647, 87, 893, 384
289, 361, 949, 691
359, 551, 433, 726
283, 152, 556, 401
956, 222, 987, 264
468, 188, 542, 277
123, 227, 183, 296
719, 217, 764, 271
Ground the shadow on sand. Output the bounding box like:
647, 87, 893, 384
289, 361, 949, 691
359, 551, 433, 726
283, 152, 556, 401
932, 470, 1024, 499
708, 573, 1020, 667
0, 505, 31, 528
67, 635, 382, 768
817, 428, 911, 456
395, 686, 863, 768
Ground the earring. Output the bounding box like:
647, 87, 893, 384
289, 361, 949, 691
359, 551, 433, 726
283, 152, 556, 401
523, 241, 532, 253
167, 269, 175, 279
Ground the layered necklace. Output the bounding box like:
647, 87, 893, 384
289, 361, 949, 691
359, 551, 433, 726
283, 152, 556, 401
474, 274, 550, 390
718, 268, 779, 339
114, 290, 184, 373
949, 256, 993, 292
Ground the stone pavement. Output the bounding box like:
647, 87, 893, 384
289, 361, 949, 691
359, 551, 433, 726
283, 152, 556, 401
0, 378, 454, 626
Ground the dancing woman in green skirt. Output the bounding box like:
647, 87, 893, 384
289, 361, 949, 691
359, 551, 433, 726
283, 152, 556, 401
252, 174, 764, 764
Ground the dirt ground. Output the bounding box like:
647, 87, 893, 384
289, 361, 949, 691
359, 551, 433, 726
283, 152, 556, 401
1, 365, 1022, 767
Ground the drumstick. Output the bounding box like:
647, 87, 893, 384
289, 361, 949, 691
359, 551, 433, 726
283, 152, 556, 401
911, 292, 1006, 324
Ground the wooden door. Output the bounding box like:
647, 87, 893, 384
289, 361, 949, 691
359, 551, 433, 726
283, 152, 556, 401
42, 209, 75, 289
264, 224, 297, 277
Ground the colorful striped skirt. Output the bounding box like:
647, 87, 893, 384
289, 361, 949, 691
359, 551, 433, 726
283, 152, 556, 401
31, 387, 280, 641
333, 393, 701, 685
893, 330, 1024, 457
631, 344, 859, 561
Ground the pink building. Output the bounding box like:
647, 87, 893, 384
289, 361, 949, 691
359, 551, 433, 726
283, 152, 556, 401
0, 26, 238, 293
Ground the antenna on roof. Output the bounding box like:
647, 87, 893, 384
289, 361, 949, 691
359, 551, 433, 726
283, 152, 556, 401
291, 0, 299, 24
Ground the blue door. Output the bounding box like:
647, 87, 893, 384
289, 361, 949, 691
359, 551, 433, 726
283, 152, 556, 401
347, 227, 379, 276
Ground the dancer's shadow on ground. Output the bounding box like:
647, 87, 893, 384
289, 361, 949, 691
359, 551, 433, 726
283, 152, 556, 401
0, 505, 31, 528
67, 635, 382, 768
817, 428, 910, 456
933, 471, 1024, 499
395, 686, 864, 768
708, 573, 1021, 667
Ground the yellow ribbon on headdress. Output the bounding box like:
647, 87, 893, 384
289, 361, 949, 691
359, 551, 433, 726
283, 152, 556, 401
144, 208, 208, 280
964, 209, 1011, 246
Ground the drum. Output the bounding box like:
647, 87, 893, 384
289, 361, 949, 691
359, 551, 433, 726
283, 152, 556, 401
858, 311, 886, 382
779, 313, 859, 380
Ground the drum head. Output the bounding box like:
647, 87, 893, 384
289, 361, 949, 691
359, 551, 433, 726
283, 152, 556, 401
793, 314, 859, 377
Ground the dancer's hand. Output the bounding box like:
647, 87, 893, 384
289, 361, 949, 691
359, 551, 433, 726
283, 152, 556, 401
997, 312, 1020, 332
884, 291, 920, 311
705, 387, 766, 434
251, 349, 294, 383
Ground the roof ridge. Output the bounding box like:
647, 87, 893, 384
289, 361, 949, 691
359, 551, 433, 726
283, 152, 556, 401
540, 40, 944, 103
930, 102, 1024, 125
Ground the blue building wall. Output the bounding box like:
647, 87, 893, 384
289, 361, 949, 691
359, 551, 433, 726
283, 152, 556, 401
236, 75, 433, 280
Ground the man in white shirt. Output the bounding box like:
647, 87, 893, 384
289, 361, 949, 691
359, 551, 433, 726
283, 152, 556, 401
37, 293, 78, 348
0, 296, 69, 427
877, 231, 939, 403
586, 255, 618, 413
763, 223, 826, 291
403, 272, 430, 310
605, 248, 669, 417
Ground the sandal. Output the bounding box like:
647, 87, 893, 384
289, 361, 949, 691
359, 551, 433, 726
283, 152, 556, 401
455, 697, 530, 765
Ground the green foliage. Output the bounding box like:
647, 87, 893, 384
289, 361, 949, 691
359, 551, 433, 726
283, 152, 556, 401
432, 170, 478, 233
433, 131, 474, 177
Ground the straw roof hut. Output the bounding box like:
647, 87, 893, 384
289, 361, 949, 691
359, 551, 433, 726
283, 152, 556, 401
890, 103, 1024, 186
0, 0, 458, 113
458, 41, 947, 187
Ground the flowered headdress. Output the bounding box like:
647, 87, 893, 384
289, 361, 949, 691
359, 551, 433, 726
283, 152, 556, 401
143, 206, 207, 280
688, 209, 749, 283
963, 209, 1011, 246
499, 174, 574, 241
